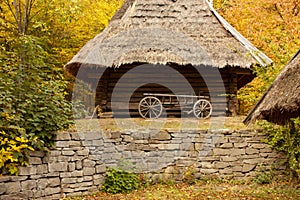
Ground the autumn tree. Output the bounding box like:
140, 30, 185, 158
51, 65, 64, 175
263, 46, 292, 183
214, 0, 300, 114
0, 0, 123, 174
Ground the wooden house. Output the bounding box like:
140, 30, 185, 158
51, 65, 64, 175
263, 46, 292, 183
65, 0, 272, 118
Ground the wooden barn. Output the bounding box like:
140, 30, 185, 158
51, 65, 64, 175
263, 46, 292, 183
244, 49, 300, 125
65, 0, 272, 118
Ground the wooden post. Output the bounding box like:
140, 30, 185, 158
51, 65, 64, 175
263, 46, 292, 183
228, 69, 238, 116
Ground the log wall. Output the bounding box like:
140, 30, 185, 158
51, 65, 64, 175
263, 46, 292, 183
81, 64, 253, 117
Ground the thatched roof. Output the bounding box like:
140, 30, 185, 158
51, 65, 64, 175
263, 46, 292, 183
244, 49, 300, 125
65, 0, 272, 75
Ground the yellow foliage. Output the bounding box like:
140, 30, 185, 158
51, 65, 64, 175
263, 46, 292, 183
214, 0, 300, 114
0, 130, 33, 175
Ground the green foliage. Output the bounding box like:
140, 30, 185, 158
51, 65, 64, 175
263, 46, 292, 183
0, 35, 73, 150
253, 164, 276, 184
259, 118, 300, 179
102, 167, 141, 194
72, 100, 89, 119
0, 0, 123, 174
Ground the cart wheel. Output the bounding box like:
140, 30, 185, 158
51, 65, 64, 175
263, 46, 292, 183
138, 96, 163, 119
193, 99, 212, 119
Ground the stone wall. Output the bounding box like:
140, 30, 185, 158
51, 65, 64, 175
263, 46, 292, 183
0, 129, 286, 199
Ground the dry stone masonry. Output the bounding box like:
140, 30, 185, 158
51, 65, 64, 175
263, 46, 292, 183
0, 129, 286, 199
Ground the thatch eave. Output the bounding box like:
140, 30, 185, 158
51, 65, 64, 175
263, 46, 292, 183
244, 49, 300, 125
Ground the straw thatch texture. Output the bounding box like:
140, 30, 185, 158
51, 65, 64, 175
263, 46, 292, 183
244, 50, 300, 125
65, 0, 272, 75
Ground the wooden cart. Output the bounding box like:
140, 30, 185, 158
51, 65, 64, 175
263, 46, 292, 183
138, 93, 212, 119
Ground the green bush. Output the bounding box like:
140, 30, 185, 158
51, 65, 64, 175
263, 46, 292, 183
0, 36, 73, 174
259, 118, 300, 179
102, 167, 141, 194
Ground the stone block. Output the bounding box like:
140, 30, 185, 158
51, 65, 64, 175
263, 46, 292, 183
48, 162, 68, 172
62, 150, 75, 156
232, 165, 243, 172
9, 176, 28, 181
93, 175, 104, 185
228, 137, 244, 143
83, 167, 96, 176
28, 157, 42, 165
70, 132, 81, 140
87, 155, 101, 161
242, 164, 256, 173
200, 162, 213, 169
122, 135, 134, 142
85, 131, 101, 140
48, 150, 61, 157
61, 177, 78, 184
49, 177, 61, 187
200, 169, 218, 174
0, 176, 10, 182
71, 170, 84, 177
83, 159, 96, 167
5, 182, 21, 194
54, 132, 71, 141
232, 148, 246, 156
151, 131, 171, 141
234, 143, 248, 148
77, 148, 89, 156
60, 172, 72, 178
36, 164, 48, 174
260, 147, 273, 153
219, 168, 233, 174
92, 139, 103, 146
29, 151, 45, 158
66, 191, 83, 197
58, 155, 72, 162
37, 179, 48, 189
134, 140, 148, 144
96, 165, 106, 173
21, 180, 36, 190
55, 141, 70, 148
101, 153, 112, 160
214, 162, 230, 169
42, 172, 60, 178
68, 163, 76, 172
220, 156, 238, 162
83, 176, 93, 181
19, 166, 37, 176
0, 183, 7, 195
213, 148, 232, 156
246, 148, 259, 155
180, 143, 194, 151
76, 160, 83, 170
220, 143, 233, 148
110, 132, 122, 139
69, 141, 81, 147
44, 187, 61, 196
244, 158, 263, 165
260, 153, 270, 158
30, 174, 41, 180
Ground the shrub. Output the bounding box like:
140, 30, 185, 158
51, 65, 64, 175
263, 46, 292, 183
259, 118, 300, 179
0, 36, 73, 175
102, 167, 141, 194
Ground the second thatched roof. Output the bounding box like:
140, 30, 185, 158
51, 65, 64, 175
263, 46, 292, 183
65, 0, 272, 75
244, 49, 300, 125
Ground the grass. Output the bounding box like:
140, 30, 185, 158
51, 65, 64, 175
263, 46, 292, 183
71, 116, 256, 132
64, 179, 300, 200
